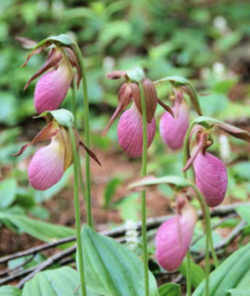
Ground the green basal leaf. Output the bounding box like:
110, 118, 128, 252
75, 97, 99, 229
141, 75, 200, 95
79, 225, 159, 296
158, 283, 181, 296
236, 206, 250, 224
180, 257, 205, 288
22, 267, 98, 296
0, 286, 21, 296
0, 178, 17, 208
228, 288, 250, 296
232, 162, 250, 181
129, 175, 191, 190
103, 177, 121, 208
126, 67, 145, 82
193, 243, 250, 296
0, 213, 74, 242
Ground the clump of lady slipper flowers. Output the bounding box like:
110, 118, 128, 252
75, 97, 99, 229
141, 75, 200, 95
104, 70, 174, 157
155, 195, 197, 271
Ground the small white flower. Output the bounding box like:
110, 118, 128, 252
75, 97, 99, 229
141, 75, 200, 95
125, 220, 139, 250
213, 16, 229, 34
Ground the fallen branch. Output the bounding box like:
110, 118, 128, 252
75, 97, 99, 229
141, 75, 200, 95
0, 202, 248, 265
0, 202, 248, 286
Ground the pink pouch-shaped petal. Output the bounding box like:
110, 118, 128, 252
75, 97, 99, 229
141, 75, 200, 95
117, 106, 156, 158
193, 152, 228, 207
155, 204, 196, 271
160, 101, 189, 150
28, 138, 65, 190
34, 63, 73, 113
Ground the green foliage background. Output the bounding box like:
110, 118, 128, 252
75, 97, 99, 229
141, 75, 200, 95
1, 0, 250, 221
1, 0, 250, 126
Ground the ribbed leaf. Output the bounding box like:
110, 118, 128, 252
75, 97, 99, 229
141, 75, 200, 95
0, 213, 74, 242
0, 286, 21, 296
22, 267, 97, 296
158, 283, 181, 296
79, 225, 159, 296
193, 243, 250, 296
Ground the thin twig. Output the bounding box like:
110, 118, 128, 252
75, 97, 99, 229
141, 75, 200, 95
0, 255, 34, 277
194, 220, 246, 262
191, 214, 237, 246
214, 220, 246, 251
0, 202, 248, 265
16, 237, 124, 288
0, 252, 74, 286
0, 236, 75, 265
17, 246, 76, 289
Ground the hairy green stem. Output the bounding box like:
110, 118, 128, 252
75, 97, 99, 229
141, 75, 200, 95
205, 224, 210, 296
183, 124, 219, 267
191, 185, 213, 296
139, 82, 149, 296
186, 251, 192, 296
71, 81, 87, 207
71, 80, 77, 123
69, 127, 87, 296
72, 42, 93, 228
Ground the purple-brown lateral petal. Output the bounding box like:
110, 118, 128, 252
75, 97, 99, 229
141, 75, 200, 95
132, 79, 157, 123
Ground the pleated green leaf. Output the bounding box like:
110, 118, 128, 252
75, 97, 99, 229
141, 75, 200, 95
193, 243, 250, 296
0, 286, 21, 296
22, 267, 97, 296
79, 225, 159, 296
158, 283, 181, 296
0, 213, 74, 242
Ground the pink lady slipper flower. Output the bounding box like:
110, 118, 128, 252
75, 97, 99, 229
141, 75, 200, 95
160, 91, 189, 150
117, 104, 156, 157
33, 60, 73, 113
28, 128, 70, 190
155, 196, 197, 271
184, 130, 228, 207
104, 71, 173, 157
19, 38, 81, 114
193, 151, 228, 207
15, 119, 100, 191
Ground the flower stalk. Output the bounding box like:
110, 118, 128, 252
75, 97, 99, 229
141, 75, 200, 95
71, 79, 77, 122
69, 127, 87, 296
183, 124, 219, 267
72, 42, 93, 228
139, 81, 149, 296
186, 251, 192, 296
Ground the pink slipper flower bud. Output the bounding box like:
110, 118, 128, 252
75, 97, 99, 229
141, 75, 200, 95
155, 197, 197, 271
34, 62, 73, 113
28, 137, 65, 190
117, 106, 156, 158
193, 152, 228, 207
160, 92, 189, 150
